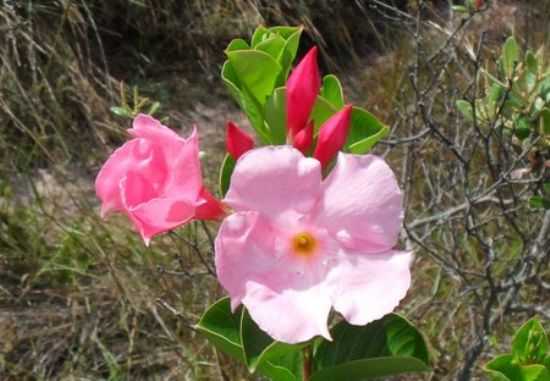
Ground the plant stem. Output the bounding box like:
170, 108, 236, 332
303, 345, 313, 381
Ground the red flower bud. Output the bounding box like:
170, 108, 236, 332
226, 121, 254, 160
293, 121, 313, 153
314, 105, 353, 168
286, 47, 321, 137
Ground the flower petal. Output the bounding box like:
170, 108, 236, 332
120, 171, 197, 244
95, 138, 165, 216
328, 250, 412, 325
215, 212, 332, 344
315, 153, 403, 252
224, 146, 322, 221
129, 114, 184, 153
195, 187, 225, 220
162, 127, 202, 199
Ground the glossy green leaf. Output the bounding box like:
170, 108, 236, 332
219, 154, 236, 197
279, 28, 303, 81
486, 355, 550, 381
226, 50, 282, 106
226, 38, 249, 52
264, 87, 287, 144
195, 297, 243, 361
544, 182, 550, 196
346, 106, 389, 154
268, 26, 301, 39
256, 35, 286, 62
221, 61, 243, 105
311, 95, 338, 130
251, 25, 269, 47
240, 86, 271, 144
310, 357, 429, 381
312, 314, 430, 380
321, 75, 345, 109
502, 36, 520, 79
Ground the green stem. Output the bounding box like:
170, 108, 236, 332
303, 345, 313, 381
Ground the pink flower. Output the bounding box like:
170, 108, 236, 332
314, 105, 353, 167
215, 146, 412, 344
286, 47, 320, 138
95, 114, 223, 245
226, 121, 255, 160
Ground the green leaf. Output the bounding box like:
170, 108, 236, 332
512, 319, 549, 365
451, 5, 469, 13
147, 101, 160, 116
486, 355, 550, 381
530, 196, 550, 210
311, 95, 338, 130
514, 117, 533, 140
311, 357, 429, 381
240, 86, 271, 144
251, 25, 269, 47
456, 100, 474, 121
221, 61, 243, 104
226, 38, 249, 52
502, 36, 520, 79
346, 106, 389, 154
264, 87, 287, 144
195, 297, 244, 361
268, 26, 302, 39
321, 75, 345, 109
279, 29, 303, 81
219, 154, 236, 197
312, 314, 430, 380
526, 50, 538, 75
540, 109, 550, 135
110, 106, 132, 118
226, 50, 282, 106
255, 35, 286, 62
543, 182, 550, 196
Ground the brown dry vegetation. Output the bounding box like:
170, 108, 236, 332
1, 1, 549, 380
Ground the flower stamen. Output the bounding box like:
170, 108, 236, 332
291, 231, 317, 257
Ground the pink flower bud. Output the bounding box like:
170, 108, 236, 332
286, 47, 321, 137
226, 121, 255, 160
292, 121, 313, 153
314, 105, 353, 167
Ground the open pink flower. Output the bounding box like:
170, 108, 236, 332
215, 146, 412, 344
95, 114, 223, 244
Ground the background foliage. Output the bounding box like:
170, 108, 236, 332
1, 0, 549, 380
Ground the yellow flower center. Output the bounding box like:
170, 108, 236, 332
291, 231, 318, 257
